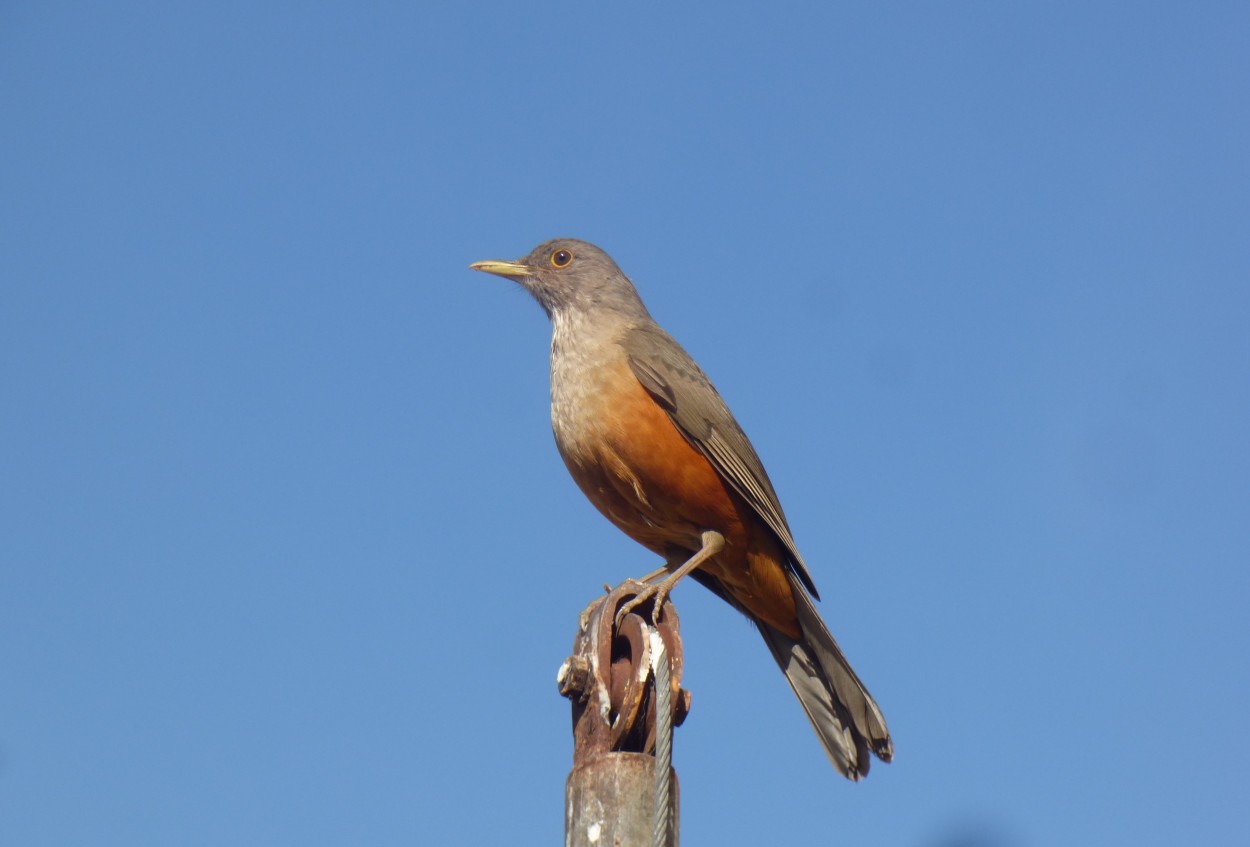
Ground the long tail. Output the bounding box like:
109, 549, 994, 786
757, 572, 893, 780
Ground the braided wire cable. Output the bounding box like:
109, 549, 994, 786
650, 629, 673, 847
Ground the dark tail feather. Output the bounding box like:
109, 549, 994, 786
758, 572, 893, 780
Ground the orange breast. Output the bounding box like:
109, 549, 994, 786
556, 357, 800, 637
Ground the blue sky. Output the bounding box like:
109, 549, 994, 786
2, 2, 1247, 844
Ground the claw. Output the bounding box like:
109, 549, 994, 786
614, 584, 666, 628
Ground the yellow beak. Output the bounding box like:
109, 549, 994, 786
469, 259, 533, 278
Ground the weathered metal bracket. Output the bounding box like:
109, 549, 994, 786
557, 579, 691, 763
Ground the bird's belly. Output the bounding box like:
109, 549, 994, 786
552, 357, 742, 553
551, 354, 801, 635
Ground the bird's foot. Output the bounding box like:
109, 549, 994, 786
614, 580, 671, 628
612, 530, 725, 630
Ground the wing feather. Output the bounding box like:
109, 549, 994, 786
623, 325, 820, 598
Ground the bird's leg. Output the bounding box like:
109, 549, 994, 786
616, 530, 725, 626
637, 563, 672, 584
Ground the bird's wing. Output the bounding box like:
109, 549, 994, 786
622, 324, 819, 598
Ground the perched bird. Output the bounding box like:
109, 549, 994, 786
471, 239, 892, 779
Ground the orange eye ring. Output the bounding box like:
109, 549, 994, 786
551, 249, 574, 268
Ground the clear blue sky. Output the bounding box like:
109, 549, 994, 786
2, 3, 1247, 845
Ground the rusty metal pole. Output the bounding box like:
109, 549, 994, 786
558, 582, 690, 847
565, 753, 665, 847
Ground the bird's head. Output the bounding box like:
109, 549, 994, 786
470, 238, 649, 320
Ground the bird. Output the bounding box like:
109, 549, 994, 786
470, 238, 892, 779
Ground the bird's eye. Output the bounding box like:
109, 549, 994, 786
551, 249, 574, 268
